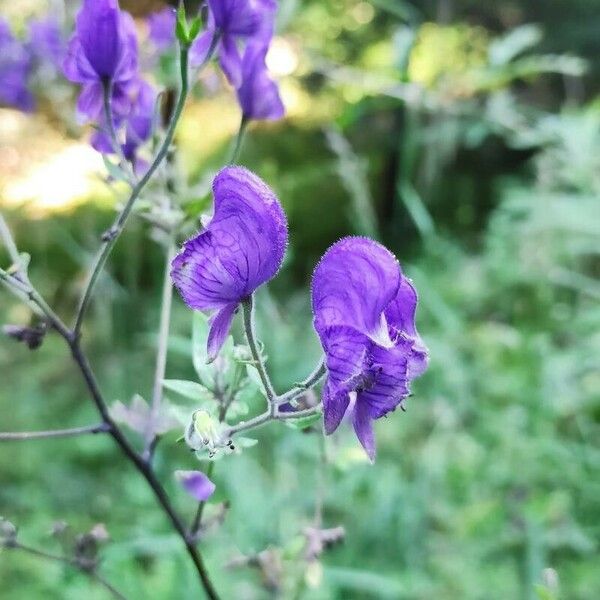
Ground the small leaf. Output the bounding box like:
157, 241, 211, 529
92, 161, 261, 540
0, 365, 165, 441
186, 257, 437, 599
284, 412, 322, 430
162, 379, 212, 401
245, 365, 266, 395
188, 16, 203, 42
175, 4, 189, 44
102, 154, 128, 182
236, 437, 258, 448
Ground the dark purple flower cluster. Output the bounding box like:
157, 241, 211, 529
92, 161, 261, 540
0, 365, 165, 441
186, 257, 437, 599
63, 0, 156, 170
171, 168, 428, 460
0, 16, 65, 112
190, 0, 284, 122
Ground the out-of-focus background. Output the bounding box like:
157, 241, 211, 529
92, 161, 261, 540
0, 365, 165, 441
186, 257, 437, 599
1, 0, 599, 598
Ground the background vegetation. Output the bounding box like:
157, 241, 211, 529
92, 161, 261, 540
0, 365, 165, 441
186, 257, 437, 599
1, 0, 598, 598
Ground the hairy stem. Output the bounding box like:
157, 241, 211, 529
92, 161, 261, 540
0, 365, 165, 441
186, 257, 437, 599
241, 296, 276, 407
143, 239, 176, 460
3, 541, 127, 600
73, 43, 192, 337
0, 423, 109, 441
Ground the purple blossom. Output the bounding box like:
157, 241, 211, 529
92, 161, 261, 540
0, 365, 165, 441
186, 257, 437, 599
311, 237, 428, 461
91, 79, 157, 172
237, 41, 284, 121
147, 7, 176, 51
171, 166, 288, 361
28, 17, 65, 68
62, 0, 139, 123
0, 18, 34, 111
190, 0, 277, 87
175, 470, 216, 501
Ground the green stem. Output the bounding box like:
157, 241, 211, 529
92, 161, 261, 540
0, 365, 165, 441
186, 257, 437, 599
228, 115, 248, 164
73, 43, 192, 337
0, 423, 109, 441
241, 296, 276, 407
102, 81, 135, 181
277, 359, 326, 406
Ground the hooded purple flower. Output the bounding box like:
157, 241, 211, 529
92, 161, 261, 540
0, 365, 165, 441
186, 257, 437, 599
171, 166, 287, 361
175, 470, 216, 501
28, 17, 65, 68
236, 41, 284, 121
63, 0, 138, 122
0, 19, 34, 111
311, 237, 428, 461
147, 7, 176, 51
190, 0, 276, 87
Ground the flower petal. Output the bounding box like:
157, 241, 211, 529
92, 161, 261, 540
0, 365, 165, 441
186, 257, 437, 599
219, 35, 243, 87
312, 237, 401, 343
176, 470, 216, 502
207, 302, 238, 362
353, 400, 375, 462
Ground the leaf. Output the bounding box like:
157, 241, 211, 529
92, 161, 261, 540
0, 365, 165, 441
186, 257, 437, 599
175, 4, 189, 44
284, 411, 322, 430
489, 25, 542, 66
162, 379, 212, 401
188, 16, 203, 42
235, 437, 258, 448
102, 155, 128, 182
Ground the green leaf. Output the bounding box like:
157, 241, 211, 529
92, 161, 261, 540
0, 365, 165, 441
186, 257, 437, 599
188, 16, 203, 42
162, 379, 212, 401
284, 411, 322, 430
236, 437, 258, 448
175, 4, 189, 44
102, 155, 128, 182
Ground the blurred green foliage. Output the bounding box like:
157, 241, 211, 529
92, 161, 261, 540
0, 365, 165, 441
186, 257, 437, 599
1, 0, 599, 598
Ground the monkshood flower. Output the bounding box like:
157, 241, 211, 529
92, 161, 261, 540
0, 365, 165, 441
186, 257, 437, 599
175, 470, 216, 501
236, 40, 284, 121
63, 0, 138, 122
28, 17, 65, 68
91, 80, 157, 172
311, 237, 429, 461
171, 166, 287, 361
0, 18, 34, 111
147, 7, 176, 51
190, 0, 277, 86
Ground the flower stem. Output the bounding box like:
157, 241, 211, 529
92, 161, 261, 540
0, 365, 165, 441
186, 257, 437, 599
0, 423, 109, 441
143, 239, 176, 461
73, 42, 194, 338
3, 540, 127, 600
277, 359, 326, 406
241, 296, 276, 407
228, 115, 248, 164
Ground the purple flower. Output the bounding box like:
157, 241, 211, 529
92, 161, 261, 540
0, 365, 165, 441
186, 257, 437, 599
237, 41, 284, 121
171, 166, 288, 361
190, 0, 277, 86
311, 237, 428, 461
147, 7, 176, 51
62, 0, 139, 122
91, 79, 157, 172
28, 17, 65, 68
175, 470, 216, 501
0, 18, 34, 111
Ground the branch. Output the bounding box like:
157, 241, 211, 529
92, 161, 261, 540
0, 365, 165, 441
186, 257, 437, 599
241, 296, 276, 407
2, 540, 127, 600
277, 359, 326, 406
73, 42, 193, 337
0, 424, 109, 441
225, 404, 322, 438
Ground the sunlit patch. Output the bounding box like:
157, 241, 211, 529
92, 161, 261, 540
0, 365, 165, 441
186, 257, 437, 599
2, 143, 105, 215
266, 37, 299, 77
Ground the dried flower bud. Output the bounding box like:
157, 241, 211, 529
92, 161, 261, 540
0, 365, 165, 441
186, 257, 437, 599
3, 323, 46, 350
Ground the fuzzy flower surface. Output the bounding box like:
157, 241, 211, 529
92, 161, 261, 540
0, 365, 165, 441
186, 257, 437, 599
0, 18, 34, 111
311, 237, 428, 461
171, 166, 288, 360
190, 0, 276, 86
62, 0, 138, 122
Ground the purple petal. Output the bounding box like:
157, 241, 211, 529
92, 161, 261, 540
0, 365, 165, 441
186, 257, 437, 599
322, 381, 351, 435
190, 30, 214, 66
76, 82, 103, 122
147, 8, 176, 50
171, 167, 288, 356
358, 340, 411, 420
207, 302, 238, 362
208, 0, 263, 36
76, 0, 122, 78
385, 276, 429, 378
62, 36, 96, 83
219, 35, 243, 87
353, 400, 375, 462
176, 470, 216, 502
237, 43, 284, 121
312, 237, 401, 343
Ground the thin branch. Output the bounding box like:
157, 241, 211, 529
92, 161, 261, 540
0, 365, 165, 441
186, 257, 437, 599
0, 423, 109, 441
72, 43, 192, 337
241, 296, 276, 407
3, 541, 127, 600
0, 213, 20, 264
225, 404, 322, 438
277, 359, 326, 406
143, 239, 176, 460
